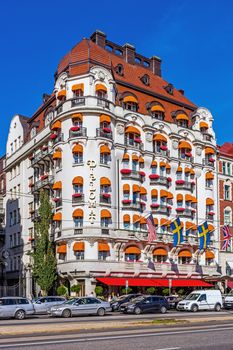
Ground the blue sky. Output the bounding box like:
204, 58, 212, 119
0, 0, 233, 156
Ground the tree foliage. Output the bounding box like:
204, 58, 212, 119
32, 190, 57, 294
95, 286, 104, 296
57, 284, 68, 296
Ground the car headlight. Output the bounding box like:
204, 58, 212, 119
185, 302, 190, 305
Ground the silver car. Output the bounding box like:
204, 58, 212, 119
0, 297, 34, 320
50, 297, 111, 318
33, 296, 66, 314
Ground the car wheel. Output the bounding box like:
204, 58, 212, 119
191, 304, 198, 312
134, 307, 142, 315
160, 306, 167, 314
15, 309, 25, 320
62, 309, 71, 318
97, 308, 105, 316
215, 303, 221, 312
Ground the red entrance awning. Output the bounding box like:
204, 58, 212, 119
227, 281, 233, 289
96, 277, 212, 288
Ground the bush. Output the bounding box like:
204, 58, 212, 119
146, 287, 156, 295
177, 288, 185, 296
57, 284, 68, 296
162, 288, 169, 296
95, 286, 104, 296
70, 284, 81, 293
121, 287, 132, 294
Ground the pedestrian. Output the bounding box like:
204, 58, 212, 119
88, 292, 94, 297
38, 290, 42, 297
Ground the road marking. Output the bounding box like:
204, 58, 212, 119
155, 348, 181, 350
1, 326, 233, 348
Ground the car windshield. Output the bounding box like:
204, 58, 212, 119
185, 293, 200, 301
64, 299, 79, 305
131, 296, 145, 303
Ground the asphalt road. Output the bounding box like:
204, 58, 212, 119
1, 322, 233, 349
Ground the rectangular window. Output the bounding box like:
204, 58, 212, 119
224, 185, 230, 200
223, 162, 226, 174
10, 235, 13, 248
17, 232, 21, 246
13, 210, 17, 225
10, 212, 13, 226
13, 233, 17, 247
227, 163, 231, 175
17, 209, 20, 223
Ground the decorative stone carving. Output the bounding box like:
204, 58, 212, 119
145, 132, 153, 142
172, 140, 178, 150
98, 71, 105, 81
196, 147, 202, 156
159, 124, 164, 130
116, 123, 124, 135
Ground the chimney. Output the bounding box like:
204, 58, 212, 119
178, 89, 184, 95
123, 43, 135, 65
90, 30, 106, 48
150, 56, 162, 76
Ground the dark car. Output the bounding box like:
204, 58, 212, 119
120, 295, 169, 314
165, 295, 182, 309
110, 294, 142, 311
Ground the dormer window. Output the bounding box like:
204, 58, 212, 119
140, 74, 150, 86
44, 109, 54, 127
72, 84, 84, 97
150, 104, 165, 120
122, 95, 138, 112
175, 112, 189, 128
95, 84, 107, 99
115, 64, 124, 76
30, 127, 37, 139
164, 83, 174, 95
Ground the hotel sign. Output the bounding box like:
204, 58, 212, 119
87, 160, 97, 224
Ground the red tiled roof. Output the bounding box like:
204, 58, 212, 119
218, 143, 233, 158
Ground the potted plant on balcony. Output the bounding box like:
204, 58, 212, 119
208, 211, 215, 216
102, 193, 111, 198
176, 207, 185, 212
72, 193, 82, 198
208, 157, 215, 163
151, 203, 159, 208
134, 137, 142, 143
120, 169, 131, 175
103, 127, 111, 133
167, 177, 172, 183
50, 133, 57, 140
139, 171, 145, 177
185, 152, 192, 157
70, 126, 80, 132
52, 197, 60, 203
40, 174, 48, 180
122, 199, 131, 204
160, 145, 168, 151
176, 179, 185, 185
149, 174, 160, 179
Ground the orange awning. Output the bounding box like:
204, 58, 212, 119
185, 167, 191, 173
100, 145, 111, 154
176, 113, 189, 121
53, 212, 62, 221
179, 250, 192, 258
57, 90, 66, 100
125, 126, 140, 135
140, 217, 147, 224
53, 151, 62, 160
190, 169, 195, 175
200, 121, 208, 129
160, 190, 168, 197
206, 172, 214, 180
125, 246, 141, 254
140, 187, 147, 195
133, 214, 140, 223
73, 209, 83, 217
100, 177, 111, 186
101, 209, 111, 218
153, 248, 168, 256
132, 154, 139, 161
123, 153, 130, 161
176, 166, 182, 172
72, 144, 83, 153
206, 251, 215, 259
151, 105, 165, 112
151, 160, 158, 167
53, 181, 62, 190
72, 176, 83, 185
166, 164, 171, 170
205, 147, 215, 155
123, 184, 130, 192
100, 114, 111, 123
139, 156, 144, 163
72, 113, 83, 121
153, 134, 167, 142
185, 194, 193, 202
177, 194, 183, 201
154, 218, 158, 225
167, 192, 173, 199
98, 242, 110, 251
208, 224, 215, 232
133, 184, 140, 192
151, 189, 158, 197
161, 218, 170, 226
123, 214, 130, 222
192, 196, 197, 203
186, 222, 197, 230
72, 83, 84, 92
57, 245, 66, 254
123, 96, 138, 103
96, 84, 107, 92
160, 161, 166, 167
206, 198, 214, 205
73, 242, 85, 251
179, 141, 191, 149
51, 120, 61, 130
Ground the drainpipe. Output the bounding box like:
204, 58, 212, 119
117, 159, 120, 230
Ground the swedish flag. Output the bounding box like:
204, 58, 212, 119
170, 217, 183, 247
198, 221, 210, 250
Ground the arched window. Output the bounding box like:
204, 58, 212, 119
153, 247, 168, 263
96, 84, 108, 106
150, 104, 165, 120
72, 83, 84, 98
224, 207, 232, 226
175, 112, 189, 128
124, 246, 141, 262
153, 134, 167, 155
178, 141, 192, 160
73, 209, 84, 228
72, 144, 83, 164
100, 145, 111, 165
125, 126, 141, 148
98, 242, 110, 261
122, 95, 138, 112
73, 242, 85, 260
178, 249, 192, 264
100, 209, 111, 227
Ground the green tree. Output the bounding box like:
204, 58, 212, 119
95, 286, 104, 296
57, 284, 68, 296
32, 190, 57, 294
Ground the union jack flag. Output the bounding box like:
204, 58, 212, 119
146, 213, 157, 243
222, 225, 232, 251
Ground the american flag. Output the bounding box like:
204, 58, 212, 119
222, 225, 232, 251
146, 213, 157, 243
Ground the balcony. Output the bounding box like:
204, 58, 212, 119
31, 147, 53, 166
96, 128, 113, 140
149, 175, 169, 186
51, 133, 64, 145
99, 194, 111, 205
53, 198, 62, 208
202, 133, 212, 142
31, 209, 40, 222
175, 180, 193, 191
122, 201, 141, 211
97, 98, 110, 109
206, 213, 215, 222
69, 127, 87, 139
154, 149, 170, 157
33, 175, 54, 191
101, 228, 110, 235
151, 204, 169, 214
74, 228, 83, 235
71, 97, 85, 107
124, 139, 144, 151
121, 169, 143, 181
176, 208, 195, 218
72, 194, 85, 204
203, 159, 215, 167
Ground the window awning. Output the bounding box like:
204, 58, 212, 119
123, 153, 130, 161
53, 212, 62, 221
185, 194, 193, 202
160, 161, 166, 167
72, 113, 83, 121
190, 169, 195, 175
51, 120, 61, 131
57, 244, 66, 254
123, 96, 138, 103
132, 154, 139, 161
73, 242, 85, 251
167, 192, 173, 199
57, 90, 66, 100
160, 190, 168, 197
186, 222, 197, 230
151, 105, 165, 112
151, 189, 158, 197
153, 134, 167, 142
125, 246, 141, 254
73, 208, 83, 218
206, 198, 214, 205
140, 217, 147, 224
133, 184, 140, 192
53, 151, 62, 160
176, 113, 189, 121
176, 166, 182, 172
140, 186, 147, 195
139, 156, 144, 163
72, 176, 83, 185
100, 177, 111, 186
205, 147, 215, 155
96, 277, 212, 287
206, 172, 214, 180
178, 250, 192, 258
154, 218, 158, 225
125, 126, 140, 135
192, 196, 197, 203
98, 242, 110, 251
100, 145, 111, 154
123, 184, 130, 192
72, 144, 83, 153
160, 218, 170, 226
178, 141, 192, 150
153, 248, 168, 256
177, 194, 183, 201
96, 83, 107, 92
123, 214, 130, 222
166, 164, 171, 170
200, 121, 208, 129
101, 209, 111, 218
72, 83, 84, 92
53, 181, 62, 190
184, 167, 191, 173
151, 160, 157, 167
133, 214, 140, 223
206, 251, 215, 259
100, 114, 111, 123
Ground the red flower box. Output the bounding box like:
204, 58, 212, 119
40, 174, 48, 180
103, 193, 111, 198
53, 198, 60, 202
72, 193, 82, 198
167, 205, 172, 210
176, 180, 185, 185
122, 199, 131, 204
29, 155, 34, 160
134, 138, 142, 143
140, 201, 146, 206
191, 181, 196, 185
160, 145, 168, 151
70, 126, 80, 131
149, 174, 160, 179
121, 169, 131, 175
28, 237, 34, 241
167, 177, 172, 182
50, 133, 57, 140
176, 207, 185, 212
139, 171, 145, 177
103, 127, 111, 133
209, 158, 215, 163
151, 203, 159, 208
208, 211, 215, 216
191, 208, 196, 212
29, 183, 34, 187
185, 152, 192, 157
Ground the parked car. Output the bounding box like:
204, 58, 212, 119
165, 295, 182, 309
49, 297, 111, 318
223, 290, 233, 309
177, 290, 223, 312
33, 296, 66, 314
120, 295, 169, 314
0, 297, 34, 320
110, 294, 142, 311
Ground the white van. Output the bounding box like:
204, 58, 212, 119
177, 290, 223, 312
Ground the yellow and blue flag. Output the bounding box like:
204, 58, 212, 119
170, 217, 183, 247
198, 221, 210, 250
